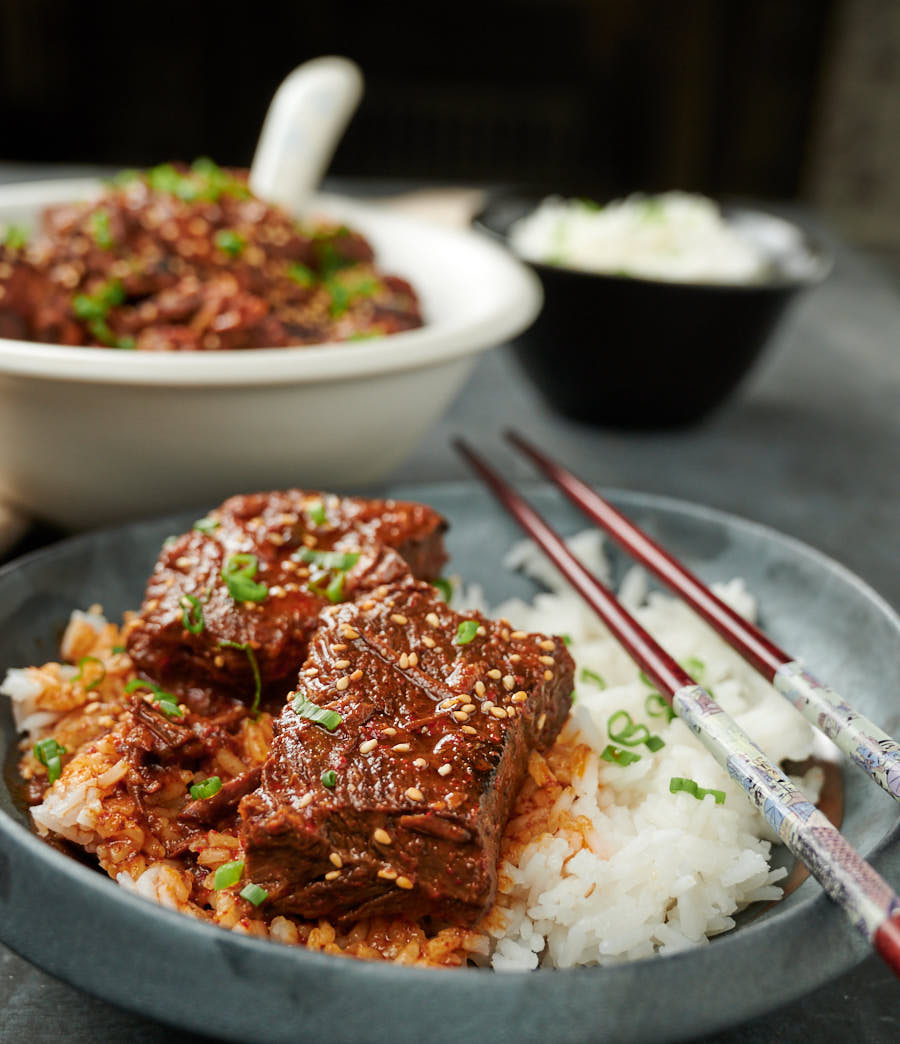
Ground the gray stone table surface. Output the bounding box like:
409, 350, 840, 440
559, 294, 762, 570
0, 166, 898, 1042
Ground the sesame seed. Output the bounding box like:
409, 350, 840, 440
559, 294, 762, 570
361, 600, 376, 610
538, 713, 547, 730
490, 706, 507, 719
461, 725, 477, 735
510, 654, 521, 663
213, 655, 225, 668
476, 626, 487, 636
329, 852, 343, 868
510, 630, 527, 639
398, 653, 409, 669
325, 869, 340, 881
175, 556, 192, 569
335, 676, 350, 691
377, 868, 398, 880
391, 613, 408, 625
334, 659, 351, 670
267, 533, 285, 546
481, 701, 495, 713
413, 758, 427, 768
302, 533, 317, 548
437, 763, 452, 776
460, 703, 476, 714
453, 711, 469, 722
408, 652, 418, 667
382, 727, 398, 736
507, 707, 518, 717
426, 612, 440, 627
395, 876, 414, 890
298, 792, 314, 808
373, 828, 392, 845
405, 787, 424, 802
360, 738, 378, 754
539, 655, 555, 666
502, 675, 515, 690
543, 670, 553, 681
501, 628, 510, 641
350, 669, 363, 681
392, 743, 411, 752
487, 669, 502, 680
512, 691, 528, 703
540, 639, 556, 651
269, 585, 286, 598
145, 599, 159, 612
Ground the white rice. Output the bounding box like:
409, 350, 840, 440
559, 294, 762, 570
457, 530, 817, 970
508, 192, 767, 283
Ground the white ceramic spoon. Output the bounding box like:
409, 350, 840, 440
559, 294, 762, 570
249, 56, 364, 217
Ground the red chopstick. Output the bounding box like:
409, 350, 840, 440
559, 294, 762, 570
453, 436, 900, 980
506, 429, 900, 804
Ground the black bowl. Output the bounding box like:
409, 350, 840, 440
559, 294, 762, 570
475, 193, 832, 428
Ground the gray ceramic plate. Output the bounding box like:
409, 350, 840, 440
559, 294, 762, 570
1, 482, 898, 1043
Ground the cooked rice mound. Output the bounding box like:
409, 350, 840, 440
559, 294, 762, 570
1, 533, 819, 970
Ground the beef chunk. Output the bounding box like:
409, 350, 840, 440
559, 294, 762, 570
126, 491, 447, 708
239, 581, 574, 925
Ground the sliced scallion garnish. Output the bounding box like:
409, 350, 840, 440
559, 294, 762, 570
180, 593, 204, 634
239, 882, 268, 906
580, 667, 606, 689
293, 694, 342, 732
214, 229, 245, 257
455, 620, 479, 645
308, 501, 327, 526
213, 860, 245, 890
607, 710, 665, 752
218, 639, 262, 714
292, 548, 360, 572
325, 572, 345, 604
600, 744, 641, 767
645, 692, 676, 723
189, 776, 222, 800
320, 769, 337, 789
89, 209, 114, 249
125, 678, 184, 717
33, 737, 67, 784
193, 517, 220, 534
669, 777, 726, 805
432, 578, 453, 602
73, 655, 105, 691
221, 553, 268, 603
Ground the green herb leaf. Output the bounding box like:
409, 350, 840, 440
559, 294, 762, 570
600, 744, 642, 767
193, 517, 220, 533
239, 882, 269, 906
669, 777, 726, 805
189, 776, 222, 800
33, 737, 67, 784
287, 262, 316, 287
125, 678, 184, 717
73, 655, 106, 691
111, 645, 126, 654
455, 620, 479, 645
218, 640, 262, 714
293, 694, 342, 732
644, 692, 676, 723
308, 501, 327, 526
320, 769, 337, 789
432, 578, 453, 602
638, 670, 655, 688
73, 279, 124, 321
215, 228, 245, 257
580, 667, 606, 689
213, 860, 245, 890
3, 225, 27, 250
607, 709, 665, 752
221, 553, 268, 603
681, 656, 705, 678
292, 548, 360, 572
180, 593, 205, 634
561, 634, 573, 647
325, 572, 345, 604
89, 209, 114, 249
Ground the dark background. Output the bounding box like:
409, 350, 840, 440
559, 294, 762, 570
0, 0, 837, 201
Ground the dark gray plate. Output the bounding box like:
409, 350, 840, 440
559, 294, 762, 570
1, 482, 898, 1043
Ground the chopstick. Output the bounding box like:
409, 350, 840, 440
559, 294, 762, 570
453, 437, 900, 980
505, 429, 900, 803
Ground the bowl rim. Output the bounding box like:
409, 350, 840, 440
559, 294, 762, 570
473, 188, 834, 292
0, 179, 542, 386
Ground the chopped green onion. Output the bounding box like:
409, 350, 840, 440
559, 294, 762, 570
320, 769, 337, 789
163, 535, 178, 548
681, 656, 705, 678
345, 330, 380, 341
33, 737, 67, 784
645, 692, 676, 723
432, 578, 453, 602
213, 860, 245, 890
669, 777, 726, 805
193, 517, 220, 533
607, 709, 664, 752
73, 655, 106, 691
89, 209, 114, 249
73, 279, 125, 321
218, 640, 262, 714
580, 667, 606, 689
292, 548, 360, 572
239, 882, 269, 906
189, 776, 222, 800
106, 168, 140, 188
215, 228, 245, 257
455, 620, 479, 645
221, 553, 268, 603
180, 593, 205, 634
287, 262, 316, 287
111, 645, 126, 654
638, 670, 655, 688
292, 694, 342, 732
325, 572, 345, 604
125, 678, 184, 717
561, 634, 573, 647
308, 501, 327, 526
600, 744, 642, 767
3, 225, 27, 250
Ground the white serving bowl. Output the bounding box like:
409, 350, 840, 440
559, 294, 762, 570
0, 178, 541, 529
